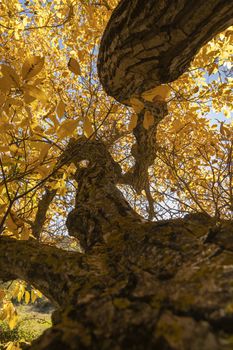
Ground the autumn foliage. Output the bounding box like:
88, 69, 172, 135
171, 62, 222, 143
0, 0, 232, 345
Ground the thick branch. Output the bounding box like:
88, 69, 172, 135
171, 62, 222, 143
121, 100, 168, 193
98, 0, 233, 103
5, 216, 233, 350
0, 237, 85, 307
63, 138, 144, 251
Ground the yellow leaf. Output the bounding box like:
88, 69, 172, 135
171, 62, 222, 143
5, 98, 23, 107
0, 204, 7, 215
4, 302, 17, 328
0, 289, 6, 301
111, 104, 118, 113
62, 71, 69, 78
172, 119, 183, 132
23, 84, 48, 103
6, 342, 21, 350
128, 114, 138, 131
35, 290, 42, 298
39, 143, 51, 160
22, 56, 45, 80
83, 117, 94, 138
1, 64, 20, 87
0, 308, 7, 321
11, 283, 20, 298
37, 165, 51, 178
57, 119, 79, 138
78, 50, 85, 61
6, 215, 18, 232
0, 92, 6, 105
8, 313, 18, 330
24, 291, 30, 304
34, 77, 45, 86
47, 113, 59, 128
1, 155, 13, 165
31, 290, 38, 303
142, 85, 171, 102
20, 226, 30, 240
0, 121, 13, 133
56, 100, 66, 119
17, 290, 23, 302
143, 111, 154, 130
24, 93, 36, 104
0, 146, 9, 152
68, 58, 81, 75
129, 97, 144, 113
32, 124, 44, 134
0, 76, 12, 92
53, 180, 67, 196
224, 109, 231, 119
9, 144, 18, 153
18, 284, 25, 301
220, 122, 231, 137
46, 126, 56, 135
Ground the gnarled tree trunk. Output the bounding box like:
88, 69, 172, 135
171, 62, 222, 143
1, 210, 233, 349
1, 0, 233, 349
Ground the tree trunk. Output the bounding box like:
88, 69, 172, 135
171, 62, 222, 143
1, 138, 233, 350
1, 0, 233, 349
1, 215, 233, 349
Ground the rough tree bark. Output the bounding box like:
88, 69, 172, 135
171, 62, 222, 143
98, 0, 233, 103
1, 0, 233, 349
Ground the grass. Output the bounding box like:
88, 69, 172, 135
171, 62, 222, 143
0, 303, 52, 349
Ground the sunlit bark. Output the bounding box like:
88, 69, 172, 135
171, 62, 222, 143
1, 0, 233, 349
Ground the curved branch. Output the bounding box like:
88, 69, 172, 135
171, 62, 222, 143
98, 0, 233, 103
0, 237, 85, 307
